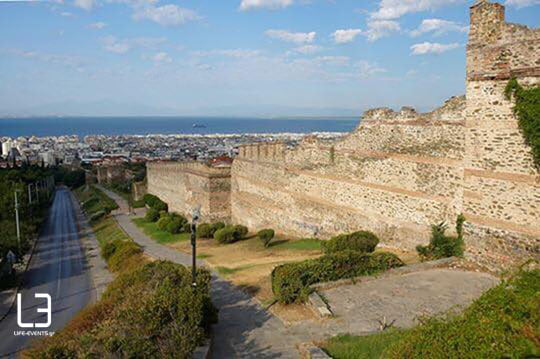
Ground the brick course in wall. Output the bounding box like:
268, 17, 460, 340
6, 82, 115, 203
146, 1, 539, 270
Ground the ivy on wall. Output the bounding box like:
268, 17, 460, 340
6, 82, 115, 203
505, 78, 540, 170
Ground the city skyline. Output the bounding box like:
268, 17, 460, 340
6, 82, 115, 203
1, 0, 539, 117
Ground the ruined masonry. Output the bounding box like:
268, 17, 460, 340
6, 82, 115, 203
147, 1, 540, 270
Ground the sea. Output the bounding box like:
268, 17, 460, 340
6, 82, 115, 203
0, 117, 360, 138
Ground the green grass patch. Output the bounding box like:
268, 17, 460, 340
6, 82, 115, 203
216, 264, 257, 277
93, 216, 130, 246
323, 331, 406, 359
197, 253, 212, 259
74, 185, 119, 219
132, 217, 190, 244
270, 237, 322, 251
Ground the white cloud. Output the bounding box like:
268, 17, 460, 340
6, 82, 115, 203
410, 41, 460, 55
239, 0, 293, 11
332, 29, 362, 44
131, 36, 166, 48
371, 0, 464, 20
89, 22, 106, 29
7, 49, 85, 69
315, 56, 350, 66
74, 0, 95, 11
265, 29, 316, 44
193, 49, 261, 58
293, 45, 322, 54
505, 0, 540, 7
363, 20, 400, 42
101, 36, 166, 54
411, 18, 467, 37
102, 36, 131, 54
61, 11, 74, 17
153, 52, 172, 63
133, 4, 200, 26
356, 60, 387, 77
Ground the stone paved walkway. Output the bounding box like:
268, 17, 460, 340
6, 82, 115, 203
95, 185, 301, 358
319, 268, 498, 333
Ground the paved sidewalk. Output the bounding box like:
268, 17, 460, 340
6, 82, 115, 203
95, 185, 302, 358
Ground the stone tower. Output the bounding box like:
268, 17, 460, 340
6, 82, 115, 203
464, 1, 540, 267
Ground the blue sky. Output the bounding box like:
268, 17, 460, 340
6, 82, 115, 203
0, 0, 538, 117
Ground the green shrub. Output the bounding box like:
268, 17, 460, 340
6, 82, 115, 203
198, 222, 226, 239
183, 222, 192, 233
29, 261, 217, 358
143, 194, 168, 211
272, 250, 404, 303
89, 210, 106, 223
416, 215, 465, 261
384, 268, 540, 358
107, 241, 143, 272
322, 230, 379, 254
145, 208, 160, 222
234, 225, 248, 239
211, 222, 225, 232
197, 223, 213, 239
100, 239, 120, 261
167, 216, 186, 234
159, 210, 168, 219
258, 229, 275, 247
82, 197, 99, 212
214, 226, 237, 244
214, 224, 249, 244
157, 216, 172, 231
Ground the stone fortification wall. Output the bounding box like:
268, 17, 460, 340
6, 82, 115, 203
232, 99, 467, 250
231, 1, 539, 269
96, 166, 124, 185
146, 162, 231, 223
146, 1, 539, 269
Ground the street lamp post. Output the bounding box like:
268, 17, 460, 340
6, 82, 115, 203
14, 190, 21, 255
191, 206, 201, 287
28, 183, 32, 205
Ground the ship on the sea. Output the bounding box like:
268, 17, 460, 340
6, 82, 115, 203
192, 123, 207, 128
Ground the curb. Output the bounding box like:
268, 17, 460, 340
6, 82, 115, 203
299, 343, 332, 359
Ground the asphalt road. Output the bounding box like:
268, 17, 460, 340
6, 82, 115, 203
0, 188, 93, 358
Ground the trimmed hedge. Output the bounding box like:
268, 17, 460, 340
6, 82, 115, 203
143, 193, 168, 212
167, 215, 187, 234
145, 208, 160, 222
214, 224, 249, 244
322, 230, 379, 254
272, 251, 404, 303
197, 223, 214, 239
258, 229, 275, 247
157, 216, 172, 231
